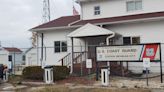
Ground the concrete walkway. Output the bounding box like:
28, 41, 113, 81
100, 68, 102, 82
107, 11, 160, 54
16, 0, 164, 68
0, 83, 15, 92
0, 82, 27, 92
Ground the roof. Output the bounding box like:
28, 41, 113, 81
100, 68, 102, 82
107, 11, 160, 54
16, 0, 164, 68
32, 15, 80, 29
4, 47, 22, 52
68, 23, 114, 37
72, 11, 164, 26
77, 0, 102, 3
23, 47, 33, 54
32, 11, 164, 30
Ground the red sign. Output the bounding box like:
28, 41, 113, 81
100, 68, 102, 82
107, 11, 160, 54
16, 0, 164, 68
142, 44, 159, 61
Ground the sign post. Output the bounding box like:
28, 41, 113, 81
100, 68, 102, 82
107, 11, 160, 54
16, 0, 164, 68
143, 58, 150, 86
86, 59, 92, 84
86, 59, 92, 82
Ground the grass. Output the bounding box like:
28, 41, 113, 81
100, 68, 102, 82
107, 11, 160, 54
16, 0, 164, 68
8, 75, 23, 86
28, 86, 151, 92
35, 86, 69, 92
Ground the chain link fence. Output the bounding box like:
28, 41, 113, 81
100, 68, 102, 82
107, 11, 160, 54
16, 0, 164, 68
0, 43, 163, 82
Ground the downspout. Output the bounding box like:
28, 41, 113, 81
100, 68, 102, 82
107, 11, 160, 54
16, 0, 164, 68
71, 37, 74, 74
36, 32, 39, 66
106, 32, 115, 74
106, 32, 115, 46
41, 33, 44, 69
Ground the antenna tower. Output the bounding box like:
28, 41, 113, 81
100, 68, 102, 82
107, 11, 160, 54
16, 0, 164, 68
43, 0, 51, 23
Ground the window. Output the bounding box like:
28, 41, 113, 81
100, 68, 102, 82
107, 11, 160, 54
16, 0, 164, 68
132, 37, 140, 44
54, 41, 60, 52
123, 37, 131, 45
123, 36, 140, 45
94, 6, 100, 15
54, 41, 67, 53
8, 55, 12, 61
126, 0, 142, 12
22, 55, 26, 61
61, 41, 67, 52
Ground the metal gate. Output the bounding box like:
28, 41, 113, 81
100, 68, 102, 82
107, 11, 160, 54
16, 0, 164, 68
0, 64, 4, 79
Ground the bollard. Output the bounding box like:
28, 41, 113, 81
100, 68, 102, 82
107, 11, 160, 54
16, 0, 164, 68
101, 69, 109, 86
44, 66, 54, 84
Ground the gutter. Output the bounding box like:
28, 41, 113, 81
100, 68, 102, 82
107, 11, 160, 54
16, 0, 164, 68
30, 25, 81, 32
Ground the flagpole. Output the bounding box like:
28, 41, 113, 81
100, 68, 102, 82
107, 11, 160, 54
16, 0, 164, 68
72, 0, 74, 15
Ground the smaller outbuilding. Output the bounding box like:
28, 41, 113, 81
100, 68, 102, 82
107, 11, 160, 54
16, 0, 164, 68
23, 47, 37, 66
0, 47, 23, 70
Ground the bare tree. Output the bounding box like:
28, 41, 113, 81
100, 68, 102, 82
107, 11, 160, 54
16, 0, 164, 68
31, 32, 37, 47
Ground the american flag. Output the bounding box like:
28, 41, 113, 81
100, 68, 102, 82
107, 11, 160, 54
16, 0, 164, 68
73, 6, 79, 15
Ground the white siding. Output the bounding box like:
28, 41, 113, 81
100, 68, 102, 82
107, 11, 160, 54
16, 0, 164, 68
0, 49, 8, 65
0, 49, 23, 67
37, 29, 86, 66
25, 48, 37, 66
81, 0, 164, 20
107, 20, 164, 73
33, 0, 164, 73
35, 20, 164, 73
9, 52, 23, 65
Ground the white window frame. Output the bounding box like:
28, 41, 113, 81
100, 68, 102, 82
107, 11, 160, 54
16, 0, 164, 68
94, 6, 100, 15
123, 36, 140, 45
126, 0, 142, 12
131, 36, 140, 44
54, 41, 67, 53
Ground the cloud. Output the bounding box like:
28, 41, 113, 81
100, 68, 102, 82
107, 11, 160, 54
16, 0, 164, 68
0, 0, 43, 48
0, 0, 80, 48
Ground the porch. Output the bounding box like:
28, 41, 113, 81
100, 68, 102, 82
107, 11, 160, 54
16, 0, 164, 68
58, 23, 130, 77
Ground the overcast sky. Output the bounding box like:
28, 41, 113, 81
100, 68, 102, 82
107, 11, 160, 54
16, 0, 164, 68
0, 0, 80, 48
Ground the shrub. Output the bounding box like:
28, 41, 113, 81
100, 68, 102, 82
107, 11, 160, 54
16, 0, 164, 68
22, 66, 44, 80
22, 66, 70, 81
52, 66, 70, 80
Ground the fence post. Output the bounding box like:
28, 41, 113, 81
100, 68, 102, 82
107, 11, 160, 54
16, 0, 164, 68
159, 43, 163, 83
61, 59, 64, 66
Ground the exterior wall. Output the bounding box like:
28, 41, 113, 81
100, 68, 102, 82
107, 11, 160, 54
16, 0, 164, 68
37, 29, 86, 66
0, 49, 9, 66
81, 0, 164, 20
35, 20, 164, 73
9, 52, 23, 65
33, 0, 164, 73
25, 48, 37, 66
106, 20, 164, 73
0, 49, 23, 68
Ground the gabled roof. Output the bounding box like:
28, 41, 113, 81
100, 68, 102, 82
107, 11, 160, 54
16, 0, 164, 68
23, 47, 33, 54
68, 23, 114, 37
4, 47, 22, 52
32, 15, 80, 29
76, 0, 102, 3
72, 11, 164, 26
31, 11, 164, 30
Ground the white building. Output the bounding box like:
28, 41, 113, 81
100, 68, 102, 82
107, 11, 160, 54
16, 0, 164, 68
0, 47, 23, 68
23, 47, 37, 66
30, 0, 164, 74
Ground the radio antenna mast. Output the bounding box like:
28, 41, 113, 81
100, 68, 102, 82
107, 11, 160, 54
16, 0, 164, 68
43, 0, 51, 23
